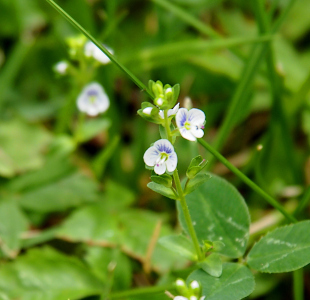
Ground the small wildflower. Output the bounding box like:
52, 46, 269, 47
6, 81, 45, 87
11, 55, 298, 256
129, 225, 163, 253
54, 61, 68, 75
77, 82, 110, 116
84, 41, 114, 64
159, 103, 179, 119
143, 139, 177, 175
176, 108, 205, 141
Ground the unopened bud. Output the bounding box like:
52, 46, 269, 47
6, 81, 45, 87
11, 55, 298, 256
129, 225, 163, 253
143, 107, 153, 115
184, 97, 193, 110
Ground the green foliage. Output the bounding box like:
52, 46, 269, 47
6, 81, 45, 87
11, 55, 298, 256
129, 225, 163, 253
178, 174, 250, 258
198, 253, 223, 277
0, 247, 104, 300
187, 263, 255, 300
247, 220, 310, 273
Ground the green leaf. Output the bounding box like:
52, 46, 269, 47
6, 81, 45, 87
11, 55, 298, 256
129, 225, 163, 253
184, 173, 211, 195
247, 220, 310, 273
187, 263, 255, 300
0, 246, 104, 300
79, 118, 111, 142
0, 200, 29, 257
198, 253, 222, 277
147, 182, 177, 200
151, 174, 172, 188
18, 173, 98, 213
0, 119, 51, 177
172, 83, 180, 105
159, 234, 197, 261
85, 247, 132, 291
177, 174, 250, 258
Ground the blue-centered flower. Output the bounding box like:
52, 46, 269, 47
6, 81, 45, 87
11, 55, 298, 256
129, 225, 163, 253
143, 139, 177, 175
77, 82, 110, 116
176, 108, 205, 141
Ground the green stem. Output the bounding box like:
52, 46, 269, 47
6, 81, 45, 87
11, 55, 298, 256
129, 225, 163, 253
173, 169, 204, 261
198, 139, 297, 223
294, 186, 310, 217
162, 110, 204, 261
45, 0, 153, 99
73, 111, 86, 143
293, 268, 304, 300
107, 284, 174, 299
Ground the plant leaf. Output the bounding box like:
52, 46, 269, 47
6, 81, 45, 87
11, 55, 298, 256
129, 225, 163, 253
147, 182, 177, 200
198, 253, 222, 277
187, 263, 255, 300
247, 220, 310, 273
184, 173, 211, 195
159, 235, 197, 261
177, 174, 250, 258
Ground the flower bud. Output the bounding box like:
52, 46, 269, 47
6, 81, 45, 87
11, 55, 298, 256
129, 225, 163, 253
189, 280, 202, 297
175, 278, 188, 296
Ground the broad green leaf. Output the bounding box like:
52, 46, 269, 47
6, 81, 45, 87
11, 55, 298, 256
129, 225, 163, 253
0, 246, 104, 300
147, 182, 177, 200
0, 119, 51, 177
184, 173, 211, 195
247, 220, 310, 273
58, 202, 187, 273
0, 200, 28, 256
57, 201, 119, 244
159, 234, 197, 261
85, 247, 132, 291
18, 173, 98, 213
187, 263, 255, 300
177, 174, 250, 258
198, 253, 222, 277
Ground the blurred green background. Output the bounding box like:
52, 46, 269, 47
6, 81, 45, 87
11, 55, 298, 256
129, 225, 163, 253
0, 0, 310, 299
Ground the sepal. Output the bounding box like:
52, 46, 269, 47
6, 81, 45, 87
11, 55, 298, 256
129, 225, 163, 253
186, 156, 208, 179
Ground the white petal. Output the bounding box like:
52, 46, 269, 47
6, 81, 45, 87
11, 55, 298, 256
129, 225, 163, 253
176, 108, 188, 128
55, 61, 68, 74
84, 41, 113, 64
188, 108, 205, 124
153, 139, 174, 154
154, 163, 166, 175
174, 297, 188, 300
143, 146, 159, 167
143, 107, 153, 115
96, 94, 110, 113
189, 297, 198, 300
190, 126, 204, 139
179, 128, 196, 141
190, 281, 200, 289
166, 152, 177, 172
168, 103, 180, 117
158, 110, 164, 119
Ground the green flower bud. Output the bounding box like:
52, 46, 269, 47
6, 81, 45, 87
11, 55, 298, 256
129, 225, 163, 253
175, 278, 188, 296
189, 280, 202, 297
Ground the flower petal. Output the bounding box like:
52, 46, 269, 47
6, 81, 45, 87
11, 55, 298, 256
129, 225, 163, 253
190, 125, 204, 139
174, 297, 188, 300
188, 108, 205, 124
154, 163, 166, 175
168, 103, 180, 117
166, 152, 178, 172
154, 139, 174, 154
176, 108, 188, 128
143, 146, 159, 167
179, 128, 197, 141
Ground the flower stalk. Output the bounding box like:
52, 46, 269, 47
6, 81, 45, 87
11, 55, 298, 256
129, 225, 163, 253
163, 109, 204, 261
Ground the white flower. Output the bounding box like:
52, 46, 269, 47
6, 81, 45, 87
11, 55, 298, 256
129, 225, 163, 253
143, 139, 177, 175
84, 41, 114, 64
77, 82, 110, 116
54, 61, 68, 75
176, 108, 205, 141
174, 297, 188, 300
159, 103, 179, 119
